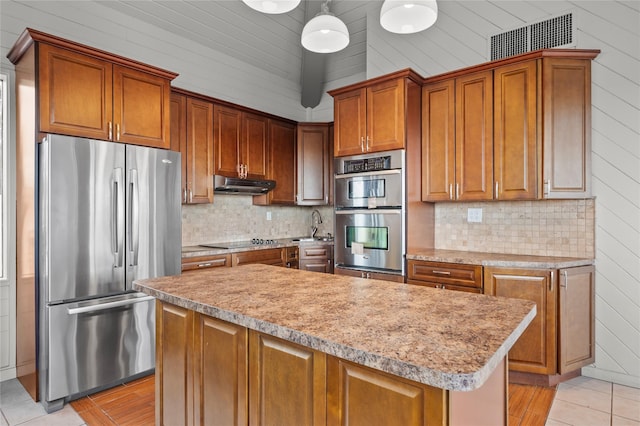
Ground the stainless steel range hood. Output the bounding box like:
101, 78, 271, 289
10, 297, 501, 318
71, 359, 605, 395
214, 175, 276, 195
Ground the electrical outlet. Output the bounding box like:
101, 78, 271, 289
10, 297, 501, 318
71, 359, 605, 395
467, 208, 482, 223
266, 211, 272, 221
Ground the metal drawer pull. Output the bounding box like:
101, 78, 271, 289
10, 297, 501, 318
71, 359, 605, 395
432, 270, 451, 276
67, 295, 154, 315
198, 263, 213, 268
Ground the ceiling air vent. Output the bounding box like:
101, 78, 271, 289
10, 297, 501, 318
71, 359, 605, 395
489, 12, 575, 61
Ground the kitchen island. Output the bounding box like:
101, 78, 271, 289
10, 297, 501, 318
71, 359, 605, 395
134, 264, 536, 425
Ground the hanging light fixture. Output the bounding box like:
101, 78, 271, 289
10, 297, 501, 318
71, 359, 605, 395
301, 0, 349, 54
242, 0, 300, 14
380, 0, 438, 34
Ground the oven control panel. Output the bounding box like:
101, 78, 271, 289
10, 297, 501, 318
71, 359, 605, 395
336, 149, 404, 175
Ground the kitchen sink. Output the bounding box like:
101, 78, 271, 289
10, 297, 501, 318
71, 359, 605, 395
292, 237, 334, 242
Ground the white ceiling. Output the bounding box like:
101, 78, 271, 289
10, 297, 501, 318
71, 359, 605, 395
97, 0, 376, 96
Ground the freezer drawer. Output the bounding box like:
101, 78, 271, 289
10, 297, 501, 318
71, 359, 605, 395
44, 293, 155, 402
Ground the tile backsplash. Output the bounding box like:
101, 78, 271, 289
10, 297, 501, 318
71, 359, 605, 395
182, 195, 334, 246
433, 199, 595, 258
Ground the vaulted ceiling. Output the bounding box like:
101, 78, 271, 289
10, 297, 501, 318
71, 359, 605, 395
97, 0, 376, 107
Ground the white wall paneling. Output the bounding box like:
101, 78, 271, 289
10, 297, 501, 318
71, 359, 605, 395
1, 0, 638, 388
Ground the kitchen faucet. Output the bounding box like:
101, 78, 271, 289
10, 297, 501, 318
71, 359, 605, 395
311, 209, 323, 238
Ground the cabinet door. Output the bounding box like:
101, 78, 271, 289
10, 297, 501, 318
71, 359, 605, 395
186, 98, 214, 204
249, 331, 326, 426
484, 267, 557, 374
494, 60, 539, 200
455, 71, 493, 201
242, 112, 268, 179
542, 58, 592, 198
367, 78, 406, 153
113, 64, 171, 148
257, 119, 296, 205
333, 88, 366, 157
170, 93, 187, 201
297, 124, 330, 205
214, 105, 242, 177
422, 79, 455, 201
327, 357, 446, 426
193, 314, 248, 426
559, 265, 595, 373
156, 302, 193, 426
38, 43, 113, 140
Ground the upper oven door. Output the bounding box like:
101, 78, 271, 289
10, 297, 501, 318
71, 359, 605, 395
334, 209, 403, 273
335, 169, 403, 209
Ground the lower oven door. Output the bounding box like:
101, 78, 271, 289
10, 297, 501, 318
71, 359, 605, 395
334, 209, 403, 274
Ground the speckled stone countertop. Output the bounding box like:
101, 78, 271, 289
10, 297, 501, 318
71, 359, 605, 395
182, 238, 333, 258
407, 248, 593, 269
134, 264, 536, 392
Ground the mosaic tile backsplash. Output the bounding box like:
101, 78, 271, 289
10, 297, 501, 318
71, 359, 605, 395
183, 196, 594, 258
433, 199, 595, 258
182, 195, 334, 246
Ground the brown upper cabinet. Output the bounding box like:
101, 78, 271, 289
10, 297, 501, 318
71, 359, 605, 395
254, 119, 297, 205
297, 123, 332, 205
422, 49, 599, 202
214, 105, 268, 180
170, 90, 214, 204
329, 69, 422, 157
8, 29, 177, 149
422, 71, 494, 201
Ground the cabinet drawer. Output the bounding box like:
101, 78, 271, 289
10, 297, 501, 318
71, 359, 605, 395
407, 280, 482, 294
182, 254, 231, 272
232, 248, 284, 267
407, 260, 482, 290
299, 245, 333, 260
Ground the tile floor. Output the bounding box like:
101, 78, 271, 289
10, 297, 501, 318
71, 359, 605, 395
546, 376, 640, 426
1, 375, 638, 425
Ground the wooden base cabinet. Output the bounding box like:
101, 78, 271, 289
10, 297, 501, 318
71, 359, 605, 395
249, 332, 326, 425
157, 301, 509, 426
299, 244, 334, 274
484, 265, 595, 383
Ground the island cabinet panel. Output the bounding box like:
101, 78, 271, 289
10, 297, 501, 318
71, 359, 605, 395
193, 315, 248, 426
407, 260, 482, 293
327, 357, 446, 426
38, 43, 172, 149
249, 332, 326, 426
558, 265, 595, 373
484, 267, 557, 375
156, 302, 194, 426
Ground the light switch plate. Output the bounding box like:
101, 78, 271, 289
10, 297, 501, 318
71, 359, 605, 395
467, 208, 482, 223
266, 211, 272, 221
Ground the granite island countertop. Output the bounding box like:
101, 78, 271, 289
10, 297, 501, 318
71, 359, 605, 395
407, 248, 593, 269
134, 264, 536, 392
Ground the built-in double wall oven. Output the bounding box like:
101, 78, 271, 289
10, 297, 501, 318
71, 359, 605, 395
334, 150, 405, 276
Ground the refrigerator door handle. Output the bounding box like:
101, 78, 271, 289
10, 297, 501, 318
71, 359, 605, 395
112, 168, 124, 268
66, 295, 155, 315
128, 169, 140, 266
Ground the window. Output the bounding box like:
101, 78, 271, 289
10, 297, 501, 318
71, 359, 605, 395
0, 74, 5, 278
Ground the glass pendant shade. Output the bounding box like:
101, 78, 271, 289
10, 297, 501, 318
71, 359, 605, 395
380, 0, 438, 34
242, 0, 300, 14
301, 12, 349, 53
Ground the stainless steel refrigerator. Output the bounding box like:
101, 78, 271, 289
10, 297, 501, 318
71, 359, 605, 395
38, 134, 181, 412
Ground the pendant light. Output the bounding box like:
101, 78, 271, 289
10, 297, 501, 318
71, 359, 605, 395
242, 0, 300, 14
380, 0, 438, 34
301, 0, 349, 54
